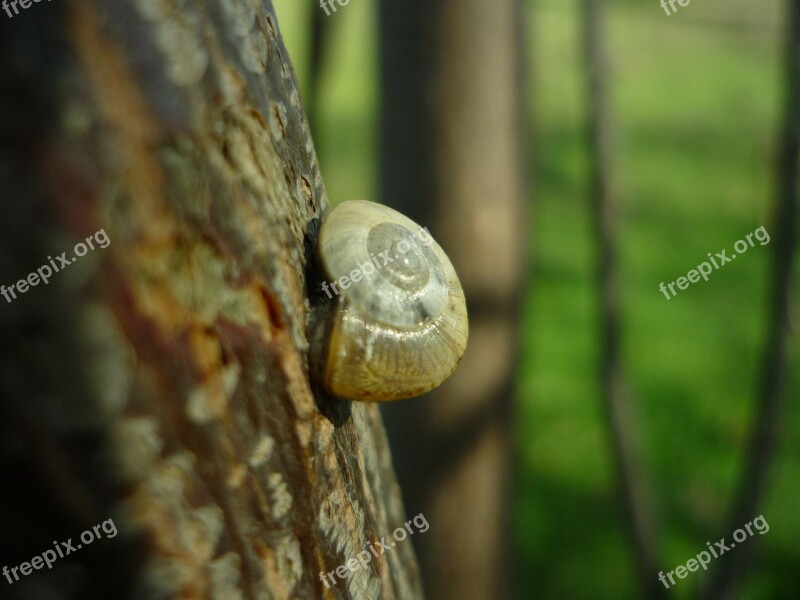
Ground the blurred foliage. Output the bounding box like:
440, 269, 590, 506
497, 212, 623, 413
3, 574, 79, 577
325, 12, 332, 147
521, 1, 798, 599
274, 0, 377, 205
273, 0, 799, 598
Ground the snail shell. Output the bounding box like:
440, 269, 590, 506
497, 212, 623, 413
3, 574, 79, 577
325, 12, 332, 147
317, 200, 468, 402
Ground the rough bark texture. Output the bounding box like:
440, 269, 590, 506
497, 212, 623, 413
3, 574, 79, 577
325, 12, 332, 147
0, 1, 421, 599
378, 1, 526, 598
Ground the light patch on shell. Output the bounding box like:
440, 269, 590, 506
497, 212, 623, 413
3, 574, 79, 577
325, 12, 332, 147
267, 473, 292, 519
317, 201, 468, 401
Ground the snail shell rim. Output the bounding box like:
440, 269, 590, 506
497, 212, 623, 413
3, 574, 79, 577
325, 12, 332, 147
317, 200, 468, 402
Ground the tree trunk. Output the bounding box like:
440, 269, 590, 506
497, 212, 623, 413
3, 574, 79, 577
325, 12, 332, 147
582, 1, 665, 598
378, 0, 527, 598
705, 0, 800, 597
0, 2, 421, 599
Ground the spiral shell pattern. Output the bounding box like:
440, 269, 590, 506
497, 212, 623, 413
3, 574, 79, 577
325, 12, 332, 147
318, 200, 468, 401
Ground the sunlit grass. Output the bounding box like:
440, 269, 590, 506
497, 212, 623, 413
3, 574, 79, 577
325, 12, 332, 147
273, 1, 798, 598
519, 2, 795, 599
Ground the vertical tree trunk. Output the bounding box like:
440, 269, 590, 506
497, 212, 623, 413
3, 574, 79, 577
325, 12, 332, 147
706, 0, 800, 597
0, 1, 421, 598
582, 1, 664, 598
378, 1, 527, 598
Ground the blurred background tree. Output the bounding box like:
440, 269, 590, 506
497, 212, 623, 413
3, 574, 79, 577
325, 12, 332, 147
375, 1, 525, 599
274, 0, 799, 598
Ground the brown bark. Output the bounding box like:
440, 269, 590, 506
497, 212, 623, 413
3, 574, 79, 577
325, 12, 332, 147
378, 1, 526, 598
0, 1, 421, 599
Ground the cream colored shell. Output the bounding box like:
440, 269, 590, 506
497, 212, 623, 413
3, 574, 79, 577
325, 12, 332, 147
318, 200, 468, 401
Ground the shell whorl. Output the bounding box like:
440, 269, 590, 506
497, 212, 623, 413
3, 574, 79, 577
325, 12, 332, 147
318, 200, 468, 401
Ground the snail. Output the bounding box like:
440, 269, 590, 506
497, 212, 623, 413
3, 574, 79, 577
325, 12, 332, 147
312, 200, 468, 402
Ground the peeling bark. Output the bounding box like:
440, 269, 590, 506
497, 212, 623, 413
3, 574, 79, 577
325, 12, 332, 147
0, 1, 421, 599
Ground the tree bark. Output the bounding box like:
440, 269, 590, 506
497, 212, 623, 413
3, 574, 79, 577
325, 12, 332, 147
378, 1, 527, 598
0, 1, 421, 599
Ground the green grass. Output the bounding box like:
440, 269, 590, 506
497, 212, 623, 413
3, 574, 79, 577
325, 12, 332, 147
519, 1, 798, 599
273, 0, 799, 597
